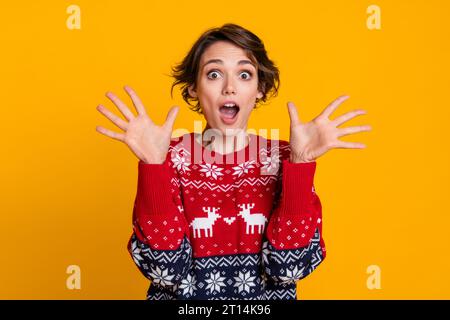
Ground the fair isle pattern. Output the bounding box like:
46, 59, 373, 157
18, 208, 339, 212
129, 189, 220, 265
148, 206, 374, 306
167, 139, 290, 157
130, 230, 324, 300
262, 228, 325, 281
193, 252, 262, 270
263, 283, 297, 300
263, 227, 322, 266
179, 176, 278, 192
145, 277, 297, 300
128, 132, 326, 300
259, 144, 291, 158
168, 138, 291, 179
130, 234, 192, 285
169, 144, 192, 173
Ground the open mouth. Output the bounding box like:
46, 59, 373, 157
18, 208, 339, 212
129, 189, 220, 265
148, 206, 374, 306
219, 103, 240, 122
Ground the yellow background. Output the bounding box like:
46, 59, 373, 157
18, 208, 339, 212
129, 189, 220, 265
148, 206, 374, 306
1, 0, 449, 299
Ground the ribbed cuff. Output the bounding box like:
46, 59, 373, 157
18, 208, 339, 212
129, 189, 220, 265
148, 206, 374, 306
279, 159, 317, 216
136, 159, 178, 217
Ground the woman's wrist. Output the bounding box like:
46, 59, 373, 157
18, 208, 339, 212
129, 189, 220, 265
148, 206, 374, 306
289, 155, 315, 163
142, 154, 166, 165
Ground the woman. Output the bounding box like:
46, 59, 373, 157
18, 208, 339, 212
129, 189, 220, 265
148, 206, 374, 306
96, 23, 371, 300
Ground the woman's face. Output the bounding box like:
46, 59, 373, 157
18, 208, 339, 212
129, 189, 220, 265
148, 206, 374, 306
188, 40, 263, 136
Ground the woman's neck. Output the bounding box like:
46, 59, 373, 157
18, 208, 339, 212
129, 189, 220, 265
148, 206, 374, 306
199, 124, 250, 155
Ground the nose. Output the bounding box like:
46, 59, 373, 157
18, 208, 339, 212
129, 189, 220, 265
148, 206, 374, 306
222, 76, 236, 95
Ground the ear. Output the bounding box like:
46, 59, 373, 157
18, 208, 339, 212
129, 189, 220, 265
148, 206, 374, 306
256, 91, 263, 100
188, 85, 197, 98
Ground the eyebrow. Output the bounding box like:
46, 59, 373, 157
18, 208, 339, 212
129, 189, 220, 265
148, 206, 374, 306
202, 59, 256, 70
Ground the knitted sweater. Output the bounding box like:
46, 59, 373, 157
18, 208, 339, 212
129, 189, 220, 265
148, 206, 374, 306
127, 132, 326, 300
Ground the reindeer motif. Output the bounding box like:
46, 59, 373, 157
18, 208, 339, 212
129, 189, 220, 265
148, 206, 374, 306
237, 203, 268, 234
189, 207, 221, 238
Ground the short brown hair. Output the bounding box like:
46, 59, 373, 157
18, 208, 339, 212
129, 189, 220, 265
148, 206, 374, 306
170, 23, 280, 114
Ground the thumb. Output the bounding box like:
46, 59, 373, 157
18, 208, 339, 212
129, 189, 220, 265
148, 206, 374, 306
287, 101, 301, 126
163, 105, 179, 130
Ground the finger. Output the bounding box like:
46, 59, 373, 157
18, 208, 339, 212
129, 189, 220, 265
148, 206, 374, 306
332, 109, 367, 127
96, 104, 128, 131
105, 91, 135, 121
163, 106, 179, 130
124, 85, 147, 116
95, 125, 125, 142
337, 125, 372, 138
287, 101, 301, 126
319, 95, 350, 119
334, 140, 366, 149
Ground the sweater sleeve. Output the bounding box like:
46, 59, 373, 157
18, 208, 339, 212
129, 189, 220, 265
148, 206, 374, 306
127, 158, 192, 287
262, 159, 326, 284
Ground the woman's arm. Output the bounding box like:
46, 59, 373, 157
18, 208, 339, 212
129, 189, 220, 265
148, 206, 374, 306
263, 159, 326, 283
128, 157, 192, 287
263, 95, 371, 283
95, 86, 191, 286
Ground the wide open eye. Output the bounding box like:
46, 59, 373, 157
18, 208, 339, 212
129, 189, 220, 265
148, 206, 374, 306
239, 70, 253, 80
207, 70, 221, 80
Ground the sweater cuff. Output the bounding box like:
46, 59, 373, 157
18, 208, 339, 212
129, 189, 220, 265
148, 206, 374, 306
136, 159, 178, 217
279, 159, 316, 216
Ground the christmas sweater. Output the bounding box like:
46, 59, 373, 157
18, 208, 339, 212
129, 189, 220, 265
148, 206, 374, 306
127, 132, 326, 300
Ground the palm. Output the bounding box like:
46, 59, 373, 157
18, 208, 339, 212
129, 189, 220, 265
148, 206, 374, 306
124, 114, 173, 163
287, 95, 371, 163
95, 86, 179, 164
290, 119, 335, 162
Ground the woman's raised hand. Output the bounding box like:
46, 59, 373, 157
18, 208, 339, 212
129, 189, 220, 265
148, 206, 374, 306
96, 86, 179, 164
287, 95, 372, 163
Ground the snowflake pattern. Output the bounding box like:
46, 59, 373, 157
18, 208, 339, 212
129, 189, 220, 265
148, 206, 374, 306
171, 152, 191, 173
178, 273, 196, 296
278, 265, 306, 284
199, 163, 224, 180
234, 271, 256, 294
149, 265, 175, 286
232, 160, 256, 178
261, 153, 281, 174
205, 271, 226, 294
130, 229, 325, 299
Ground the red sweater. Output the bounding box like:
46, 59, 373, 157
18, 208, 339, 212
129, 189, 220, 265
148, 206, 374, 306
128, 132, 326, 300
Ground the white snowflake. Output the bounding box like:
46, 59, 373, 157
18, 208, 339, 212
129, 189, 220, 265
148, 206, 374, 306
278, 265, 306, 283
261, 153, 280, 174
178, 273, 196, 296
199, 163, 224, 180
232, 160, 256, 178
205, 271, 226, 294
171, 152, 191, 173
233, 271, 256, 294
149, 265, 175, 286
